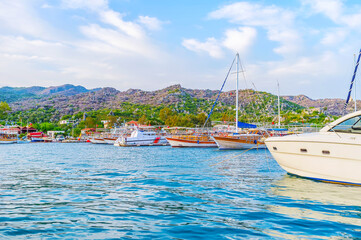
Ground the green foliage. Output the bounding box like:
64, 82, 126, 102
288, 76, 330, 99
39, 122, 55, 133
3, 89, 337, 129
0, 101, 11, 119
84, 117, 96, 128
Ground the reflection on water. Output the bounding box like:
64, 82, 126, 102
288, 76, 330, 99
0, 144, 361, 239
272, 174, 361, 207
269, 174, 361, 237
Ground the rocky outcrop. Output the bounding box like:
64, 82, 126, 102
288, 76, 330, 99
4, 83, 351, 116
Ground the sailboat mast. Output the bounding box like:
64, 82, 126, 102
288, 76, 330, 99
236, 53, 239, 133
277, 81, 281, 128
355, 53, 357, 112
344, 48, 361, 112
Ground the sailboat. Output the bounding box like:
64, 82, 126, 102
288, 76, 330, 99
211, 53, 267, 150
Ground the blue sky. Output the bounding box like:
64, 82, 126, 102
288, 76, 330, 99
1, 0, 361, 98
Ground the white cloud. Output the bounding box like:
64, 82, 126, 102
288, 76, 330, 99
0, 1, 53, 39
79, 24, 157, 58
209, 2, 294, 27
321, 28, 348, 45
182, 27, 257, 58
302, 0, 361, 29
99, 10, 145, 39
222, 27, 257, 54
138, 16, 165, 31
182, 38, 224, 58
208, 2, 301, 57
301, 0, 343, 23
61, 0, 108, 11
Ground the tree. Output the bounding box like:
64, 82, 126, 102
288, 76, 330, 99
39, 122, 55, 133
159, 107, 173, 121
138, 115, 148, 125
108, 115, 119, 128
0, 101, 11, 119
84, 117, 96, 128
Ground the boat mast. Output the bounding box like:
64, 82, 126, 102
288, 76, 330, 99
277, 81, 281, 128
344, 48, 361, 113
355, 53, 357, 112
236, 53, 239, 133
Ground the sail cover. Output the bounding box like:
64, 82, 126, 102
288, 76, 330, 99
237, 122, 257, 128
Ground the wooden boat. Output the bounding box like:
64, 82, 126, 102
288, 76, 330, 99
166, 135, 217, 148
212, 131, 266, 150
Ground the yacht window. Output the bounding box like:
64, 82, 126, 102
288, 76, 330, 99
331, 116, 361, 134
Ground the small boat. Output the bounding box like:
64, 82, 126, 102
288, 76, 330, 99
114, 129, 168, 147
0, 128, 19, 144
166, 135, 217, 148
265, 110, 361, 185
28, 132, 47, 142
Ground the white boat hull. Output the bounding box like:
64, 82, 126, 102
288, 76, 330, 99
115, 137, 168, 147
0, 139, 17, 144
90, 138, 107, 144
266, 133, 361, 185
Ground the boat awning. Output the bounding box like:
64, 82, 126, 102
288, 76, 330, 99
237, 122, 257, 128
267, 128, 288, 131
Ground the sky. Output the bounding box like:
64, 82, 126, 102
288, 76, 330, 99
1, 0, 361, 99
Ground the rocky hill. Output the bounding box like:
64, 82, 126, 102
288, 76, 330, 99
5, 84, 301, 118
1, 83, 352, 119
282, 95, 356, 115
0, 84, 96, 103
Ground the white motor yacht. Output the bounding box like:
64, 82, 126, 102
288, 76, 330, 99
114, 129, 168, 147
266, 110, 361, 185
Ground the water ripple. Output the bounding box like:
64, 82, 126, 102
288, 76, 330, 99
0, 144, 361, 239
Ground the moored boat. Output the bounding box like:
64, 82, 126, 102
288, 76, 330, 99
266, 110, 361, 185
0, 128, 19, 144
212, 130, 267, 150
166, 135, 217, 148
89, 137, 107, 144
28, 132, 47, 142
114, 129, 168, 147
103, 137, 117, 144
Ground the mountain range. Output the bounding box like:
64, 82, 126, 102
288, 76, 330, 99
0, 84, 354, 117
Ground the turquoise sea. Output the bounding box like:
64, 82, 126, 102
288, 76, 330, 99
1, 143, 361, 239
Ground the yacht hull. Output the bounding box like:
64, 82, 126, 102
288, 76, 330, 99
266, 138, 361, 185
114, 137, 169, 147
